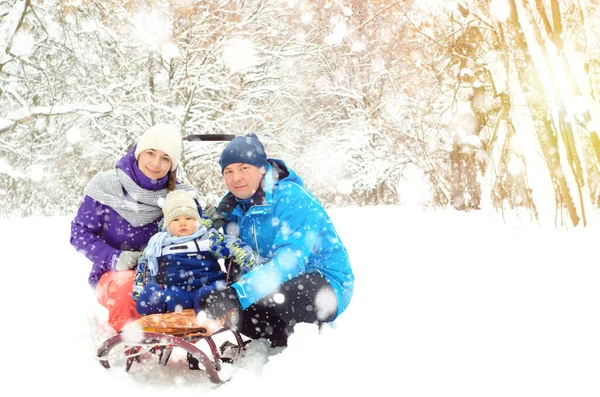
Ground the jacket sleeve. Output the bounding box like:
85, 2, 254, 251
231, 183, 322, 309
70, 196, 120, 275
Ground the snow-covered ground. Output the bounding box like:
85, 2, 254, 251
3, 205, 599, 396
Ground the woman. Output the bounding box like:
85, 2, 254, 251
70, 124, 196, 333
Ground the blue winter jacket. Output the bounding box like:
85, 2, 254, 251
217, 159, 354, 318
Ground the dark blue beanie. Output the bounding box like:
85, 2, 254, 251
219, 133, 267, 172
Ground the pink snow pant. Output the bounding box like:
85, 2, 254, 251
95, 270, 141, 333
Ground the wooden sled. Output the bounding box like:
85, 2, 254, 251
96, 309, 245, 384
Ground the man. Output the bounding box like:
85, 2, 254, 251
198, 133, 354, 347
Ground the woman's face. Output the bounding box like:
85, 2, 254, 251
137, 149, 172, 180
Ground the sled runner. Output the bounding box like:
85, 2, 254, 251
96, 309, 245, 384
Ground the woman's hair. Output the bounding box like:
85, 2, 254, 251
167, 169, 177, 191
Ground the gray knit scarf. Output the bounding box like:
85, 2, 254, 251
84, 169, 196, 227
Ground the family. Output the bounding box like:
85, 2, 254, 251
70, 123, 354, 349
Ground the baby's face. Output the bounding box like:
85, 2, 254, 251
168, 216, 198, 237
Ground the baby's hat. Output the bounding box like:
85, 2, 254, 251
161, 190, 200, 226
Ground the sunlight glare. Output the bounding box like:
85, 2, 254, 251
29, 164, 44, 182
131, 11, 172, 52
490, 0, 511, 23
11, 31, 35, 57
301, 12, 313, 24
336, 179, 353, 195
222, 38, 260, 74
161, 42, 180, 61
507, 156, 524, 175
66, 127, 82, 144
324, 18, 347, 45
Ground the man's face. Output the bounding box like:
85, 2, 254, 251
222, 163, 265, 199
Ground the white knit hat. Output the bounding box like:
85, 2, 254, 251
161, 190, 200, 228
134, 124, 182, 171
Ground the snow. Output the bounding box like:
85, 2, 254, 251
0, 0, 29, 64
3, 206, 600, 396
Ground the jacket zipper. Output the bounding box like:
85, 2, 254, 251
252, 221, 259, 253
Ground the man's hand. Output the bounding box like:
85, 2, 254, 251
115, 251, 142, 271
195, 286, 240, 326
204, 204, 227, 230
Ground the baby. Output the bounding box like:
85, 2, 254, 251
133, 189, 260, 315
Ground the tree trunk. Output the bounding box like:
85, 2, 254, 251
504, 0, 580, 226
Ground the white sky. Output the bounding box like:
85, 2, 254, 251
2, 205, 599, 396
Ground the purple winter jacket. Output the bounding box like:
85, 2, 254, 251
70, 146, 171, 288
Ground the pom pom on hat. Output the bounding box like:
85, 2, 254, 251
219, 133, 267, 173
161, 190, 200, 228
134, 124, 182, 171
